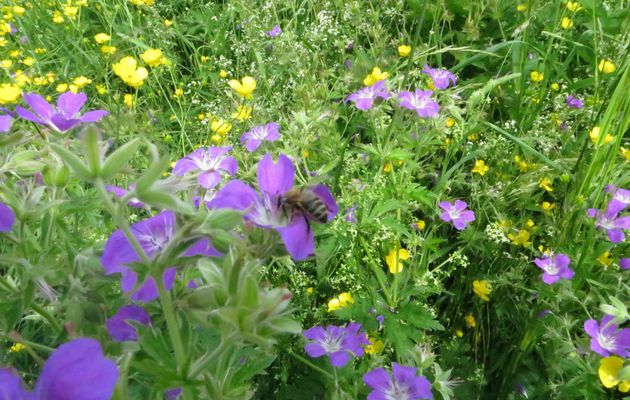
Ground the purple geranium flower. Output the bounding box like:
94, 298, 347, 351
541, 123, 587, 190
565, 95, 583, 109
241, 122, 281, 152
363, 363, 433, 400
620, 258, 630, 270
0, 202, 15, 232
303, 322, 369, 367
422, 64, 457, 90
209, 154, 339, 260
0, 338, 118, 399
584, 315, 630, 357
100, 211, 220, 302
398, 90, 439, 118
105, 184, 145, 208
173, 147, 237, 189
347, 81, 391, 111
266, 25, 282, 37
106, 305, 152, 342
587, 206, 630, 243
344, 204, 357, 223
439, 200, 475, 230
605, 186, 630, 213
16, 92, 108, 133
533, 253, 574, 284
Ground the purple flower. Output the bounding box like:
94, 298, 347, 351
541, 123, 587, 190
266, 25, 282, 37
16, 92, 108, 133
344, 204, 357, 223
363, 363, 433, 400
565, 95, 583, 109
347, 81, 391, 111
533, 253, 574, 284
209, 154, 338, 260
439, 200, 475, 230
0, 338, 118, 399
422, 64, 457, 90
240, 122, 281, 152
398, 90, 439, 118
173, 147, 237, 189
100, 211, 220, 302
606, 186, 630, 213
303, 322, 369, 367
165, 387, 182, 399
584, 315, 630, 357
0, 202, 15, 232
106, 305, 151, 342
105, 184, 145, 208
621, 258, 630, 270
587, 206, 630, 243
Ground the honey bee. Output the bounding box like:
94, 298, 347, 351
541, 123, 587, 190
281, 187, 329, 223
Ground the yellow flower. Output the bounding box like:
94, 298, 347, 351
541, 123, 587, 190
327, 292, 354, 312
550, 82, 560, 90
73, 76, 92, 88
472, 160, 489, 176
210, 134, 223, 144
597, 252, 613, 266
63, 6, 79, 19
141, 48, 166, 67
599, 356, 630, 392
539, 177, 553, 192
513, 155, 532, 172
561, 17, 573, 29
96, 84, 108, 95
219, 69, 228, 78
566, 1, 583, 12
13, 6, 26, 16
0, 83, 21, 104
113, 56, 149, 88
530, 71, 544, 82
306, 287, 314, 295
210, 119, 232, 135
383, 162, 393, 173
123, 94, 134, 107
197, 113, 206, 121
508, 229, 531, 247
385, 248, 410, 274
398, 45, 411, 57
1, 59, 12, 69
173, 88, 183, 98
164, 19, 173, 27
464, 314, 476, 328
22, 57, 34, 67
589, 126, 614, 145
598, 59, 616, 74
363, 67, 389, 86
231, 105, 253, 120
516, 4, 527, 12
9, 50, 20, 58
455, 328, 464, 337
541, 201, 555, 212
365, 338, 384, 354
94, 33, 111, 43
199, 56, 210, 63
621, 147, 630, 161
56, 83, 68, 93
415, 220, 426, 230
9, 343, 25, 353
100, 45, 117, 55
228, 76, 256, 99
34, 48, 47, 55
467, 133, 479, 141
473, 280, 492, 301
445, 117, 455, 128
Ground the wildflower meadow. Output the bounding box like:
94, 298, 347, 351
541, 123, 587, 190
0, 0, 629, 399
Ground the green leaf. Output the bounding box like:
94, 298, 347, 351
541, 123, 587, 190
101, 138, 142, 180
50, 143, 92, 181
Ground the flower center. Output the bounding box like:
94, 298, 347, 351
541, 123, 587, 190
385, 383, 411, 400
197, 151, 221, 171
545, 260, 559, 275
597, 332, 617, 352
322, 332, 343, 353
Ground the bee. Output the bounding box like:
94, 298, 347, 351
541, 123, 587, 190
281, 187, 329, 224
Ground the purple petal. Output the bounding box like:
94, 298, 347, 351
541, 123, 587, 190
15, 105, 46, 125
392, 363, 418, 385
100, 230, 140, 275
363, 367, 391, 391
257, 153, 295, 196
49, 114, 81, 132
614, 216, 630, 229
554, 254, 571, 268
34, 338, 118, 400
460, 210, 475, 223
312, 184, 339, 222
584, 319, 599, 338
0, 369, 30, 399
244, 138, 262, 152
275, 216, 314, 260
264, 123, 281, 141
0, 202, 15, 232
218, 156, 238, 176
209, 180, 259, 214
183, 237, 221, 257
0, 114, 13, 133
542, 273, 560, 284
173, 158, 199, 176
304, 343, 327, 358
452, 218, 468, 230
56, 92, 87, 118
303, 326, 327, 341
105, 305, 151, 342
79, 110, 109, 123
453, 200, 468, 211
438, 201, 452, 212
23, 93, 53, 119
328, 350, 350, 367
197, 170, 221, 189
607, 229, 625, 243
558, 267, 574, 280
620, 258, 630, 270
